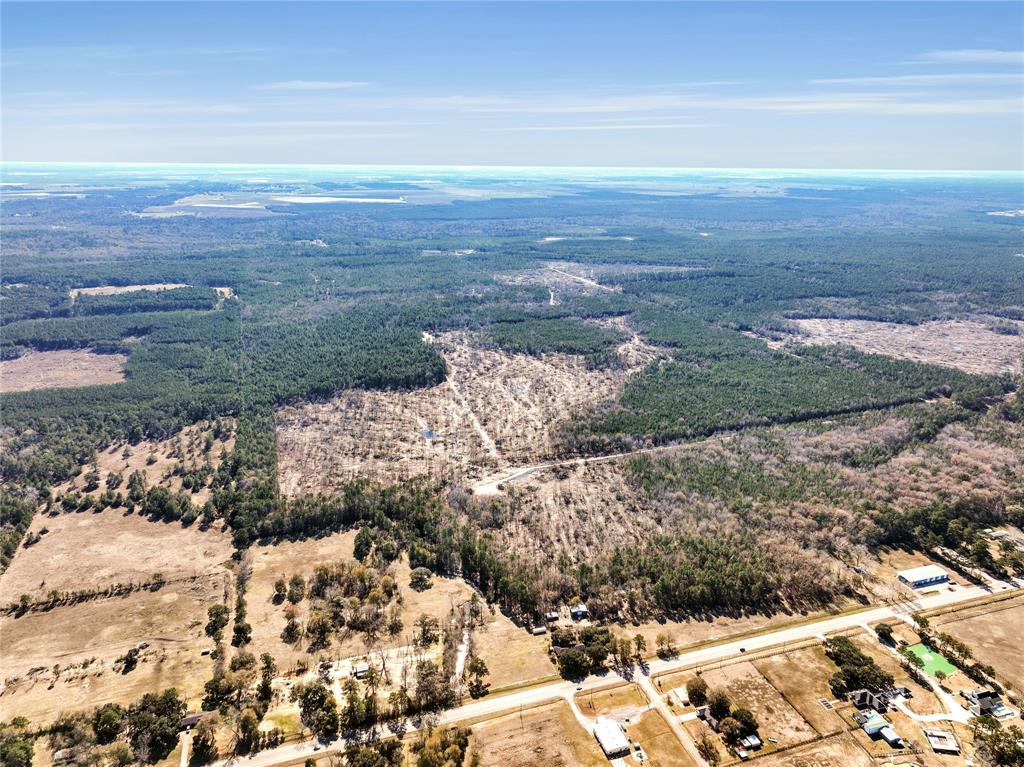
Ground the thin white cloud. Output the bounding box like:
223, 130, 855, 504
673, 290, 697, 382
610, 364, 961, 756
920, 49, 1024, 64
812, 73, 1023, 86
255, 80, 368, 91
408, 90, 1022, 117
492, 123, 719, 132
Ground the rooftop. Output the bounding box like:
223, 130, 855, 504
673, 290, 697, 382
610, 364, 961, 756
896, 564, 948, 582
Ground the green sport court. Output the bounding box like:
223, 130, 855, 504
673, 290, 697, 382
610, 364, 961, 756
906, 643, 956, 677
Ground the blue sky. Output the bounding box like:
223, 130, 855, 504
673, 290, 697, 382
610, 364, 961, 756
2, 2, 1022, 169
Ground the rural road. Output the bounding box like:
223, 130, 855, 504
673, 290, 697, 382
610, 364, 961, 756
212, 578, 1017, 767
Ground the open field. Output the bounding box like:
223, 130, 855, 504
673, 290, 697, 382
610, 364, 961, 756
699, 660, 817, 750
470, 701, 607, 767
68, 283, 191, 298
744, 731, 874, 767
934, 596, 1024, 689
0, 507, 232, 600
754, 646, 846, 735
783, 317, 1024, 375
276, 330, 654, 494
627, 710, 699, 767
472, 610, 554, 689
0, 574, 222, 723
0, 349, 127, 392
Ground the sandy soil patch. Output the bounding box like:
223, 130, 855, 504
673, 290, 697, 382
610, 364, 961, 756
0, 508, 232, 601
0, 574, 222, 723
470, 700, 607, 767
1, 349, 127, 393
934, 596, 1024, 690
276, 330, 651, 494
783, 317, 1024, 375
699, 661, 817, 749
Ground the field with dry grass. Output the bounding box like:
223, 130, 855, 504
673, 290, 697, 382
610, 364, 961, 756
0, 349, 127, 393
574, 683, 648, 718
746, 732, 873, 767
470, 701, 607, 767
245, 530, 554, 687
782, 317, 1024, 375
628, 710, 699, 767
44, 419, 235, 508
0, 507, 232, 600
753, 646, 846, 735
0, 574, 222, 724
935, 595, 1024, 690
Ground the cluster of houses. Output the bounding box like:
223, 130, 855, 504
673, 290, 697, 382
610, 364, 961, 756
533, 603, 591, 635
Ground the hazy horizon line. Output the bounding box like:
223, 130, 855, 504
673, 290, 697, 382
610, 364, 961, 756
2, 160, 1022, 177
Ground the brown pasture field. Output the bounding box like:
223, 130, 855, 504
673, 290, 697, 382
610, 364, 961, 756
0, 507, 232, 600
0, 349, 127, 393
275, 329, 657, 494
628, 710, 698, 767
746, 732, 873, 767
784, 317, 1024, 375
699, 661, 817, 750
935, 596, 1024, 690
0, 574, 222, 724
470, 701, 607, 767
753, 646, 845, 735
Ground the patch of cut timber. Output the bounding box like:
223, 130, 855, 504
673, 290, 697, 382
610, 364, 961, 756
275, 329, 660, 495
786, 318, 1024, 375
1, 349, 127, 393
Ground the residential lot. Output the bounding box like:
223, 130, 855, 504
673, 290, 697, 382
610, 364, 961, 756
699, 660, 818, 750
753, 645, 846, 735
470, 701, 607, 767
